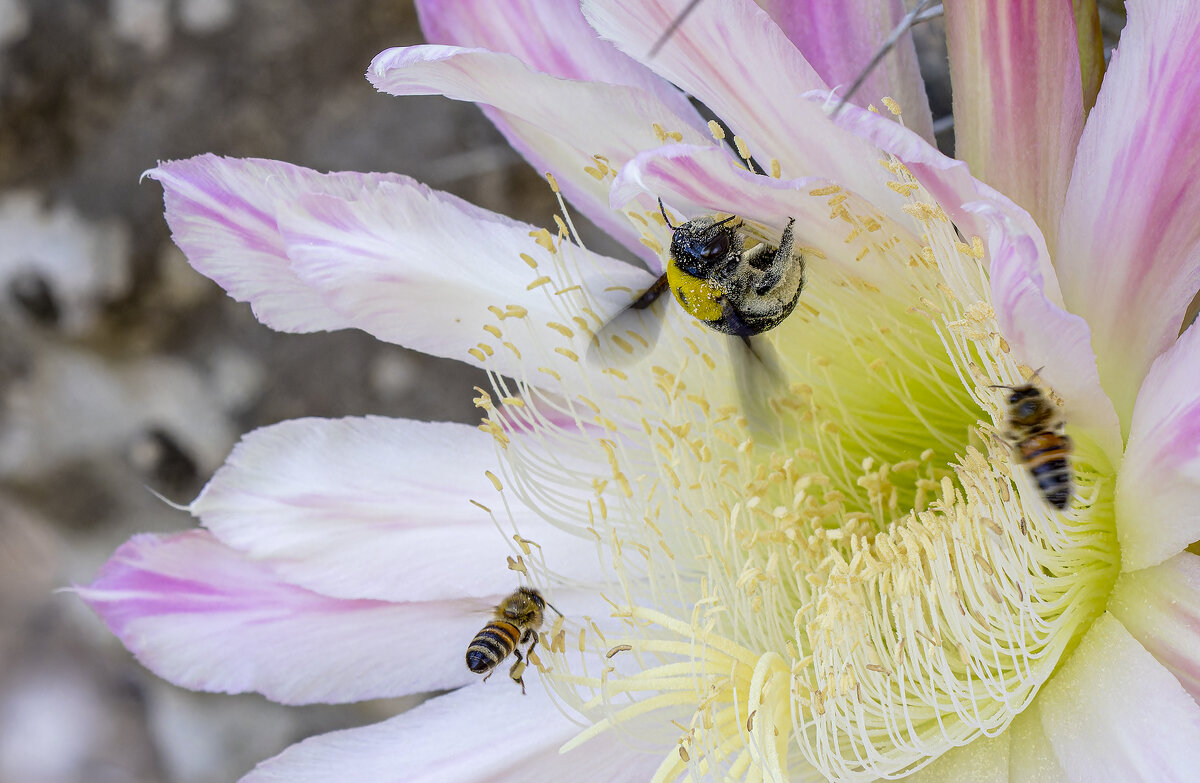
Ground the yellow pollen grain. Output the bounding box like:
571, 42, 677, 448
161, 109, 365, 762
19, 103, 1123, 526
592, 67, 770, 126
770, 159, 782, 178
484, 471, 503, 491
887, 180, 919, 196
810, 185, 842, 196
467, 347, 486, 362
707, 119, 726, 140
734, 135, 753, 161
546, 321, 574, 338
553, 215, 570, 238
487, 305, 506, 320
652, 122, 668, 142
503, 342, 521, 358
544, 171, 561, 192
506, 304, 528, 318
627, 210, 648, 226
882, 96, 901, 115
527, 276, 552, 290
538, 366, 562, 381
506, 555, 526, 574
554, 347, 580, 362
499, 396, 524, 408
519, 252, 538, 269
584, 165, 605, 180
475, 342, 493, 356
530, 228, 556, 252
640, 236, 665, 254
482, 324, 502, 339
554, 285, 582, 296
607, 644, 633, 658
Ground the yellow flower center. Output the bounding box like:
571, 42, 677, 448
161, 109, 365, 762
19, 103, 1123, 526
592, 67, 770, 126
472, 146, 1119, 781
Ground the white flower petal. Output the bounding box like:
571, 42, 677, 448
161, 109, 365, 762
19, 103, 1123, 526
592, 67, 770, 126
274, 171, 652, 381
241, 681, 663, 783
1109, 552, 1200, 703
1006, 703, 1069, 783
1114, 320, 1200, 570
192, 417, 607, 602
1036, 613, 1200, 782
76, 531, 484, 703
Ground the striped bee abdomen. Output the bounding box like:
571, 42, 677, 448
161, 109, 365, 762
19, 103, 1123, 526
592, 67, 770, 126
1018, 431, 1072, 510
466, 621, 520, 673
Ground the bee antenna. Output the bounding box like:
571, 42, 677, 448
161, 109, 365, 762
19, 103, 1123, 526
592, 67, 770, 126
658, 198, 677, 231
545, 600, 563, 618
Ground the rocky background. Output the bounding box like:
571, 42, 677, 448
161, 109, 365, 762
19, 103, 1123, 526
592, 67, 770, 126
0, 2, 1125, 782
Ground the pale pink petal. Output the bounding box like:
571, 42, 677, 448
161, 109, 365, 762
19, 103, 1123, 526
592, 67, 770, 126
1035, 613, 1200, 782
611, 143, 917, 284
1006, 702, 1069, 782
945, 0, 1084, 253
146, 155, 408, 333
985, 205, 1123, 462
760, 0, 934, 143
151, 154, 652, 381
827, 98, 1063, 304
368, 44, 711, 267
1055, 0, 1200, 427
192, 417, 607, 602
76, 531, 486, 703
581, 0, 904, 216
906, 732, 1008, 783
1109, 552, 1200, 703
241, 683, 663, 783
1114, 320, 1200, 570
275, 176, 653, 382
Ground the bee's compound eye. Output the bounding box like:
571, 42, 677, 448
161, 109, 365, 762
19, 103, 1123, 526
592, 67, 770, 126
701, 232, 729, 260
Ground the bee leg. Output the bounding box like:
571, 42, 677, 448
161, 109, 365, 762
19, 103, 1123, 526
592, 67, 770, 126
631, 274, 669, 310
508, 647, 527, 695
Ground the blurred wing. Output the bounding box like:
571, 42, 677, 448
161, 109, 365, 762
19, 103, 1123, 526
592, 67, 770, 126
587, 274, 668, 367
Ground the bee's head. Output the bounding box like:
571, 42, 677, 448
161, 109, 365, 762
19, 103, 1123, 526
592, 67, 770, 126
667, 214, 741, 277
1003, 385, 1053, 428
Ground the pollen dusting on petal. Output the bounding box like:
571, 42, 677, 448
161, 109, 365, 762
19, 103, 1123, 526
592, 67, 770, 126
472, 154, 1118, 781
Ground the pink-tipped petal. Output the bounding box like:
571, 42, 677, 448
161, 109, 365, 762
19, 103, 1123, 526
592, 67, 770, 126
945, 0, 1084, 253
1055, 0, 1200, 427
582, 0, 903, 216
241, 681, 663, 783
1114, 320, 1200, 570
985, 205, 1123, 461
415, 0, 701, 266
76, 531, 488, 703
146, 156, 407, 333
1035, 613, 1200, 782
759, 0, 934, 143
151, 154, 651, 381
367, 44, 711, 266
1109, 552, 1200, 704
192, 417, 606, 603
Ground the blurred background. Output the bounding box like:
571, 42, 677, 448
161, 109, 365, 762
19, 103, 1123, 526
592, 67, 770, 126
0, 2, 1125, 782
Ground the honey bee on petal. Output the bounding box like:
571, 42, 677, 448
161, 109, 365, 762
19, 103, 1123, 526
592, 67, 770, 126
466, 587, 557, 694
995, 382, 1073, 510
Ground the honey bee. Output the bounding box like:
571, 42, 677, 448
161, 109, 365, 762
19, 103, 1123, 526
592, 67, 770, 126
466, 587, 556, 694
995, 383, 1073, 510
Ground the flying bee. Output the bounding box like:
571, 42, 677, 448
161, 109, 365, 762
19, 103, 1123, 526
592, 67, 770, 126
466, 587, 558, 694
994, 382, 1073, 510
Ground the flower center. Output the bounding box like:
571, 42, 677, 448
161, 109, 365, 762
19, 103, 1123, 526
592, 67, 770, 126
472, 155, 1118, 781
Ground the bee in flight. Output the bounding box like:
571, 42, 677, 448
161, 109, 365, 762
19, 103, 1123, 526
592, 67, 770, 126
466, 587, 557, 694
995, 382, 1073, 510
630, 199, 806, 340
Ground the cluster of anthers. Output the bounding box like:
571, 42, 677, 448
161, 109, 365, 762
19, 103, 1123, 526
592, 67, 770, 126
466, 101, 1117, 781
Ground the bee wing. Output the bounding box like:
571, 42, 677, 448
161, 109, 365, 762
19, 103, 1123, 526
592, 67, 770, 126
587, 274, 669, 367
730, 335, 786, 446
